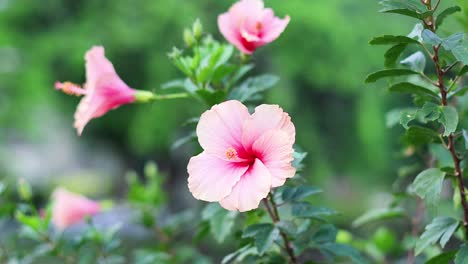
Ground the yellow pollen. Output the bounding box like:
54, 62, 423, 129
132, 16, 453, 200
225, 147, 238, 160
256, 22, 262, 32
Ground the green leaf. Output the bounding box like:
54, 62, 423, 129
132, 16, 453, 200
440, 106, 458, 136
379, 0, 427, 19
228, 74, 279, 102
281, 186, 322, 203
400, 110, 417, 129
455, 243, 468, 264
415, 217, 459, 255
276, 221, 297, 237
388, 82, 439, 99
202, 203, 238, 243
453, 41, 468, 65
161, 79, 185, 90
422, 29, 443, 46
365, 69, 418, 83
403, 126, 439, 146
311, 224, 338, 244
292, 151, 307, 171
195, 89, 226, 106
400, 51, 426, 72
242, 223, 280, 255
459, 65, 468, 76
171, 131, 196, 150
370, 35, 420, 45
442, 33, 464, 51
409, 168, 445, 207
418, 102, 440, 122
320, 243, 368, 264
426, 250, 457, 264
352, 207, 405, 228
221, 245, 258, 264
291, 202, 337, 219
384, 43, 408, 68
436, 6, 461, 29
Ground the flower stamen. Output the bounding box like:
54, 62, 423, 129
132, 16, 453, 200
226, 147, 238, 160
55, 81, 87, 96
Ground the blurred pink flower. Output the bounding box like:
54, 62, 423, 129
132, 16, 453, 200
51, 188, 101, 229
187, 100, 295, 212
55, 46, 136, 135
218, 0, 290, 54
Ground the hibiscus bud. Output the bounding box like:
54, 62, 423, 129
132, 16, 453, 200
183, 28, 196, 47
192, 18, 203, 40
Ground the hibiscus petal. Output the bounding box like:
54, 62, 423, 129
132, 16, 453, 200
218, 13, 252, 54
242, 104, 295, 151
252, 130, 295, 187
219, 158, 271, 212
188, 152, 249, 202
196, 100, 250, 160
260, 14, 290, 43
85, 46, 117, 89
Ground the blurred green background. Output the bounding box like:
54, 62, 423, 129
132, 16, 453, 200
0, 0, 466, 222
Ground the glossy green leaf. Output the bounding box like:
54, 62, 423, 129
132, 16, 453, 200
455, 243, 468, 264
242, 223, 280, 255
415, 217, 459, 255
400, 110, 417, 129
400, 51, 426, 72
281, 186, 322, 202
426, 250, 457, 264
378, 0, 426, 19
409, 168, 445, 207
403, 126, 439, 146
436, 6, 461, 29
418, 102, 440, 122
228, 74, 279, 103
422, 29, 443, 46
195, 89, 226, 106
384, 43, 408, 68
365, 69, 418, 83
352, 207, 405, 228
312, 224, 338, 244
276, 221, 297, 237
459, 65, 468, 76
292, 151, 307, 171
453, 41, 468, 65
221, 245, 257, 264
320, 243, 368, 264
440, 106, 458, 136
441, 33, 464, 51
369, 35, 420, 45
202, 203, 238, 243
291, 202, 337, 219
388, 82, 439, 99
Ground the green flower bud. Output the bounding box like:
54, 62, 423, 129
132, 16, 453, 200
192, 18, 203, 40
183, 28, 195, 47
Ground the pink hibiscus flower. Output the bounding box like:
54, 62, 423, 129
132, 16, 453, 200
55, 46, 136, 135
51, 188, 101, 229
218, 0, 290, 54
187, 100, 296, 212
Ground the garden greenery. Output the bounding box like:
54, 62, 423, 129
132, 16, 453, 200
0, 0, 467, 263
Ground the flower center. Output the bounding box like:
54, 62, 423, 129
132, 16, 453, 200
225, 147, 238, 160
255, 22, 262, 32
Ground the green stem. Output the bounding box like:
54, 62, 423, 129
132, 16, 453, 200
134, 90, 189, 103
